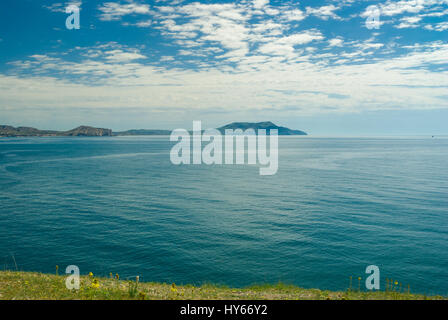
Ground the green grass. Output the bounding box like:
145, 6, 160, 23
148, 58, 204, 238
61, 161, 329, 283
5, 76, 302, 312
0, 271, 446, 300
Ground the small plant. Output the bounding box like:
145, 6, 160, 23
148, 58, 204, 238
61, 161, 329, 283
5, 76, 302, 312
128, 276, 139, 298
138, 291, 146, 300
169, 283, 179, 299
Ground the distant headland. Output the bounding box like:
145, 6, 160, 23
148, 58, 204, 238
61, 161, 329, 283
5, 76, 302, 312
0, 122, 307, 137
217, 122, 307, 136
0, 125, 112, 137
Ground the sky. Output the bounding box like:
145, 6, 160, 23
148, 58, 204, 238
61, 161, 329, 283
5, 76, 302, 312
0, 0, 447, 135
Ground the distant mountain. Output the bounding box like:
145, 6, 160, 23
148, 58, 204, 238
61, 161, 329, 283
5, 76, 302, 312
1, 122, 308, 137
114, 129, 172, 136
63, 126, 112, 136
0, 125, 112, 137
217, 121, 307, 135
115, 122, 307, 136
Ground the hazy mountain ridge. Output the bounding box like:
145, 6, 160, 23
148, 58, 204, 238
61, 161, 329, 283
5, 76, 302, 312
114, 129, 172, 136
0, 125, 112, 137
218, 122, 307, 135
1, 122, 307, 137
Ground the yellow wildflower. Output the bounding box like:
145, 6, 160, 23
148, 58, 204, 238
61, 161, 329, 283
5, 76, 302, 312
91, 279, 100, 289
88, 272, 93, 277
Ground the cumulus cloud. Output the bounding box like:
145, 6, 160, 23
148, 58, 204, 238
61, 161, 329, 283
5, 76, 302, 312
98, 1, 150, 21
395, 16, 422, 28
43, 1, 82, 13
6, 38, 448, 117
424, 21, 448, 31
283, 9, 307, 21
306, 5, 342, 20
3, 0, 448, 123
253, 0, 269, 10
329, 38, 344, 47
104, 50, 146, 62
361, 0, 448, 17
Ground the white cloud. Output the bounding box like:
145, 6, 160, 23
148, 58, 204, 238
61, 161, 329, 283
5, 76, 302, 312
395, 16, 422, 28
283, 9, 307, 21
4, 0, 448, 123
420, 8, 448, 17
306, 5, 341, 20
104, 50, 146, 62
362, 0, 448, 17
98, 1, 150, 21
123, 19, 152, 27
329, 38, 344, 47
258, 30, 324, 58
425, 21, 448, 31
5, 42, 448, 116
44, 1, 82, 13
3, 40, 448, 123
379, 0, 425, 16
253, 0, 269, 10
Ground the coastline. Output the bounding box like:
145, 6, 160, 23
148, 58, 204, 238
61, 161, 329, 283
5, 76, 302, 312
0, 271, 445, 300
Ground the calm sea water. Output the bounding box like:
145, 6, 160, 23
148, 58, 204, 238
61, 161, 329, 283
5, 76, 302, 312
0, 136, 447, 295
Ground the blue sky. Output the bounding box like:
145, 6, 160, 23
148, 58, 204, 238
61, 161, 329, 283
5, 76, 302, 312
0, 0, 447, 134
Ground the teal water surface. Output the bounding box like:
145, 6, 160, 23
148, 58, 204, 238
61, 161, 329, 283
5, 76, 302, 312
0, 136, 447, 295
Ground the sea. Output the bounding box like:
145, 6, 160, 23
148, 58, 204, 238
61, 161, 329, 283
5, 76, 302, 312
0, 136, 447, 295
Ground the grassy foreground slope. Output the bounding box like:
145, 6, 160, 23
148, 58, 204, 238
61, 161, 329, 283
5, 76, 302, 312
0, 271, 445, 300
